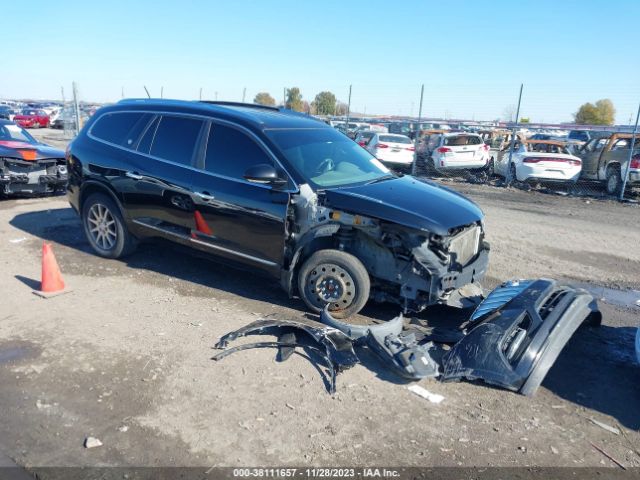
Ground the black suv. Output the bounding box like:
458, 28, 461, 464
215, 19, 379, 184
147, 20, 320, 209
67, 99, 489, 318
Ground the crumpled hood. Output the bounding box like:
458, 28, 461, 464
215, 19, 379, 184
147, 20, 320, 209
323, 176, 483, 235
0, 141, 65, 161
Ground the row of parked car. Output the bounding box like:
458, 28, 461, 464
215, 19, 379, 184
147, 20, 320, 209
337, 121, 639, 195
0, 102, 93, 130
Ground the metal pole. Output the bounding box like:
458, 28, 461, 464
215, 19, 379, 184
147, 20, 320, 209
160, 86, 163, 99
345, 85, 352, 135
505, 83, 523, 184
242, 87, 246, 103
72, 82, 81, 136
283, 88, 286, 109
121, 86, 124, 99
144, 86, 151, 98
411, 85, 425, 176
60, 86, 65, 104
619, 102, 640, 200
199, 88, 202, 101
215, 91, 218, 101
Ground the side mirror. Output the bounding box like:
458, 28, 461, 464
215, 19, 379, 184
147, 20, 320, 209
243, 164, 287, 186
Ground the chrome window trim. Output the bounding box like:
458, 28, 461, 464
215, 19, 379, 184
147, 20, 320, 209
87, 109, 299, 193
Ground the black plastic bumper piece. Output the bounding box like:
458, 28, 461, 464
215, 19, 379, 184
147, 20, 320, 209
440, 278, 601, 396
212, 317, 359, 394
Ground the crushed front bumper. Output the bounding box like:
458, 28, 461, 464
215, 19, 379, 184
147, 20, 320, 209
441, 279, 601, 395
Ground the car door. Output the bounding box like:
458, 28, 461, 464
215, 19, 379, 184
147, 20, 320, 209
120, 113, 205, 238
579, 137, 607, 178
189, 121, 291, 275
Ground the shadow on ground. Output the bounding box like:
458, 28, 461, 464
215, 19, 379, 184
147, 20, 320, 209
543, 324, 640, 430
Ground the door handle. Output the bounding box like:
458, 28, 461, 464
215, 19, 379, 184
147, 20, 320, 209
195, 191, 215, 202
126, 171, 144, 180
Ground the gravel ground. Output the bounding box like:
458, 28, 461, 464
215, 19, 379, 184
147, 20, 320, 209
0, 129, 638, 472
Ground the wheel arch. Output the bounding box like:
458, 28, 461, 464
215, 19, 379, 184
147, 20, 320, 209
280, 226, 342, 297
79, 180, 127, 220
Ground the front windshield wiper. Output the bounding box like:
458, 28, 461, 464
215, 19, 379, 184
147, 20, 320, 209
364, 174, 397, 185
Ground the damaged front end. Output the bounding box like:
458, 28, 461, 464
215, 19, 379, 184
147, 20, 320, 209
0, 156, 67, 195
283, 180, 490, 314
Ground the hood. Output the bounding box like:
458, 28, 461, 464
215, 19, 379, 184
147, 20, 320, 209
0, 140, 65, 161
323, 175, 483, 236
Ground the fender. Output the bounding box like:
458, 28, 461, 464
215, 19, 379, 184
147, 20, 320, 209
280, 223, 341, 295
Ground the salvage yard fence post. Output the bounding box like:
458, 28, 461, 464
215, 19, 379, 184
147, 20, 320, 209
72, 82, 81, 136
411, 84, 425, 176
620, 102, 640, 200
505, 83, 523, 185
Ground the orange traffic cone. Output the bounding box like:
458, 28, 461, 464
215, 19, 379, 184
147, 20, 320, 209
33, 242, 71, 298
193, 210, 213, 236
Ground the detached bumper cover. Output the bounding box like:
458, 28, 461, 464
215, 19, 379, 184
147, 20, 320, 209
441, 279, 601, 396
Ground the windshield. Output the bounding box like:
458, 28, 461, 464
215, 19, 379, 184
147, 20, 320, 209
0, 123, 38, 144
266, 128, 391, 188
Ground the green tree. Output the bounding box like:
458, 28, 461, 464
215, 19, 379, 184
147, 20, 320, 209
313, 91, 337, 115
253, 92, 275, 106
285, 87, 304, 112
520, 117, 530, 123
574, 99, 615, 125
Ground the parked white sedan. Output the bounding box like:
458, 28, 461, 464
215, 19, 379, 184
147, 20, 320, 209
497, 140, 582, 183
430, 133, 490, 171
366, 133, 415, 170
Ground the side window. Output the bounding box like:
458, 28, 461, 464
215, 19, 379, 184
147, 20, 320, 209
149, 115, 204, 165
204, 124, 274, 179
91, 112, 150, 146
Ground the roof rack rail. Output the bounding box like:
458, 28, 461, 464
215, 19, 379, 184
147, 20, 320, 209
199, 101, 281, 111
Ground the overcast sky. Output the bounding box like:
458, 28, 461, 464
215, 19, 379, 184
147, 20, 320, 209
3, 0, 640, 123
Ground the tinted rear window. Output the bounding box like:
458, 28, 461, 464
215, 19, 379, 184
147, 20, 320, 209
91, 112, 150, 146
149, 115, 204, 165
444, 135, 481, 146
379, 135, 411, 144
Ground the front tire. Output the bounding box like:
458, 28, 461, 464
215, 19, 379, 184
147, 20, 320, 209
82, 193, 137, 259
297, 249, 370, 319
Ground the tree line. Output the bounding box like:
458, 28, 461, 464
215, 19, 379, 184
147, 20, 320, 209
253, 88, 348, 115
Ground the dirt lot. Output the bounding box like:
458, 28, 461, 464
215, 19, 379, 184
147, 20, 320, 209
0, 129, 639, 472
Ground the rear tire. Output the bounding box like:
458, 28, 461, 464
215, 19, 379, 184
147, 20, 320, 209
487, 158, 495, 177
509, 163, 518, 183
297, 249, 370, 319
82, 193, 137, 259
605, 165, 622, 195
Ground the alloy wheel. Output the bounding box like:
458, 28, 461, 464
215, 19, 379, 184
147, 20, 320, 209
87, 203, 117, 250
